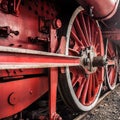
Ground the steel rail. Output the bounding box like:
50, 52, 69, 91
74, 83, 120, 120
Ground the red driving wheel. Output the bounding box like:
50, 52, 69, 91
59, 6, 104, 111
106, 41, 118, 90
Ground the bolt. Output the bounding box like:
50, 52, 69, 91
29, 90, 33, 95
52, 19, 62, 29
8, 92, 17, 105
83, 58, 90, 66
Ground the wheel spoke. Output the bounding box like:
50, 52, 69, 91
74, 17, 89, 47
71, 29, 85, 47
72, 74, 82, 87
76, 79, 86, 99
92, 74, 96, 95
81, 77, 90, 104
94, 32, 99, 49
108, 67, 114, 84
69, 48, 79, 55
91, 20, 95, 46
107, 43, 115, 58
85, 15, 92, 44
79, 12, 89, 44
87, 75, 93, 103
71, 67, 84, 85
74, 17, 85, 40
94, 73, 99, 87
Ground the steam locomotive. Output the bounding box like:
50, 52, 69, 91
0, 0, 120, 119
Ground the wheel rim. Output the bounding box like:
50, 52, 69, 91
62, 6, 104, 111
106, 41, 118, 90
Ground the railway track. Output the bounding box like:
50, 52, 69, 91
73, 83, 120, 120
56, 83, 120, 120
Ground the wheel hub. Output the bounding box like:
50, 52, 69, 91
80, 46, 106, 74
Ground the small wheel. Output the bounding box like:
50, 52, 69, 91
106, 41, 118, 90
59, 6, 104, 111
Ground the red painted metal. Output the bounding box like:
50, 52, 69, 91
102, 30, 120, 40
106, 41, 118, 90
49, 68, 61, 120
0, 1, 59, 119
0, 0, 57, 50
0, 0, 119, 119
0, 77, 48, 119
76, 0, 119, 20
50, 25, 59, 53
0, 48, 80, 70
66, 9, 104, 106
0, 68, 45, 78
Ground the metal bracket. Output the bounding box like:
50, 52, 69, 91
0, 26, 19, 38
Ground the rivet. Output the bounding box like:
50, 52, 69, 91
29, 90, 33, 95
8, 92, 17, 106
